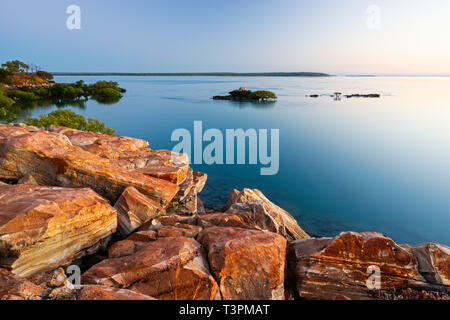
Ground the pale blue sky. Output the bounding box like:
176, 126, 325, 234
1, 0, 449, 74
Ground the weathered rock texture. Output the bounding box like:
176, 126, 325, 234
77, 285, 156, 300
114, 186, 163, 237
82, 237, 220, 300
0, 124, 180, 208
0, 124, 448, 301
225, 188, 309, 240
287, 232, 450, 300
0, 185, 117, 277
198, 226, 287, 300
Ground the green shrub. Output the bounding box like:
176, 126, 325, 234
0, 94, 15, 109
92, 87, 122, 103
248, 90, 277, 100
35, 70, 54, 80
0, 107, 18, 123
25, 109, 115, 135
7, 90, 38, 103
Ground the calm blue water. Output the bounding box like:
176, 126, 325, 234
24, 76, 450, 245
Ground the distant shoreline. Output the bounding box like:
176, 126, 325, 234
51, 72, 331, 77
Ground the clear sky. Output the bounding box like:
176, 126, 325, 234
1, 0, 449, 74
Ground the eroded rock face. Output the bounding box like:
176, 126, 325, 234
114, 186, 164, 237
0, 185, 117, 277
82, 237, 220, 300
287, 232, 449, 300
0, 268, 46, 300
225, 188, 309, 240
77, 285, 156, 300
0, 124, 179, 208
410, 243, 449, 286
167, 170, 208, 215
198, 227, 287, 300
47, 126, 191, 185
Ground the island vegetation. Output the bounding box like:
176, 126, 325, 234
213, 87, 278, 101
0, 60, 124, 132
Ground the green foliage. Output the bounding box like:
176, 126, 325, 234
248, 90, 277, 100
25, 109, 115, 135
35, 70, 54, 80
7, 90, 38, 103
0, 68, 13, 83
0, 93, 15, 109
1, 60, 29, 75
0, 107, 18, 123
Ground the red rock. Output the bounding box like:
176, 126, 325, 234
83, 237, 220, 300
0, 184, 117, 276
77, 285, 156, 300
155, 225, 202, 238
108, 231, 157, 258
410, 243, 449, 286
0, 124, 179, 208
0, 268, 46, 300
197, 212, 263, 230
114, 186, 164, 236
139, 214, 198, 230
225, 188, 309, 240
286, 232, 448, 300
197, 227, 287, 300
167, 170, 207, 214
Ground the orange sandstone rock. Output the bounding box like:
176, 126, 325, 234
225, 188, 309, 240
198, 227, 287, 300
83, 237, 220, 300
0, 184, 117, 277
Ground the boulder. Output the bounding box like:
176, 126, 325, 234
155, 225, 202, 238
197, 227, 287, 300
83, 237, 220, 300
197, 212, 263, 230
225, 188, 309, 240
108, 231, 157, 258
114, 186, 164, 237
77, 285, 156, 300
167, 170, 207, 215
287, 232, 449, 300
410, 243, 449, 286
47, 126, 191, 185
0, 184, 117, 276
0, 124, 179, 208
0, 268, 46, 300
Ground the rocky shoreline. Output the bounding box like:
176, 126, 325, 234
0, 123, 448, 300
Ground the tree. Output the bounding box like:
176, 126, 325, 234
248, 90, 277, 101
25, 109, 116, 135
1, 60, 30, 75
36, 70, 54, 81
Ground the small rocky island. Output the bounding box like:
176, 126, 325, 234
0, 123, 448, 300
213, 87, 277, 101
308, 92, 381, 99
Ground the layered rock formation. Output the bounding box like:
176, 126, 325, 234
82, 237, 220, 300
287, 232, 449, 300
0, 185, 116, 277
198, 227, 287, 300
0, 123, 448, 300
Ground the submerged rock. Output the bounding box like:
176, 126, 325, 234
0, 185, 117, 277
